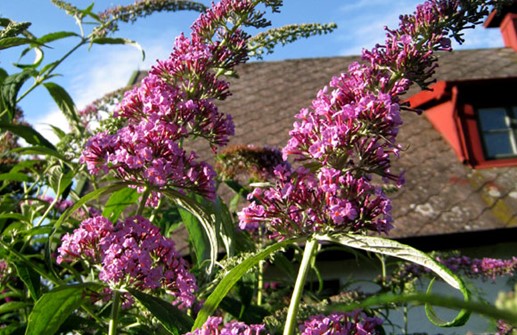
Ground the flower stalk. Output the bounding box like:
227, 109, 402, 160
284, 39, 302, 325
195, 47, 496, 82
283, 237, 319, 335
108, 289, 121, 335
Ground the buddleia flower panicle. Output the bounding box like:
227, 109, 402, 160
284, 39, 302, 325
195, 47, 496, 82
187, 316, 267, 335
57, 216, 197, 309
239, 0, 501, 239
392, 255, 517, 283
300, 311, 383, 335
81, 0, 262, 206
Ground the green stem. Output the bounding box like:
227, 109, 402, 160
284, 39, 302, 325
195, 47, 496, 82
108, 289, 122, 335
257, 259, 264, 306
283, 237, 318, 335
136, 187, 150, 216
17, 39, 86, 103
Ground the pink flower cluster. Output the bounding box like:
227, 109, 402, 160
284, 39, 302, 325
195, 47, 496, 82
392, 255, 517, 283
187, 316, 266, 335
299, 311, 383, 335
57, 216, 197, 309
239, 165, 392, 239
81, 0, 257, 205
239, 0, 493, 238
439, 255, 517, 281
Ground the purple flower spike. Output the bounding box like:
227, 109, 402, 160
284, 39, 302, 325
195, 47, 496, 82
58, 216, 197, 309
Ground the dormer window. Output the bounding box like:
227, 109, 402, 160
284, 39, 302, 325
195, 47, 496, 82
478, 106, 517, 159
408, 77, 517, 169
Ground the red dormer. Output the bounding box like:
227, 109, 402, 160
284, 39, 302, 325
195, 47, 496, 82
409, 78, 517, 168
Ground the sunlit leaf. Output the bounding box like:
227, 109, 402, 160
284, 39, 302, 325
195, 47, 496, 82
25, 284, 99, 335
102, 187, 139, 222
37, 31, 79, 44
90, 37, 145, 60
316, 233, 471, 327
316, 234, 462, 289
43, 82, 82, 132
178, 206, 211, 270
164, 189, 218, 275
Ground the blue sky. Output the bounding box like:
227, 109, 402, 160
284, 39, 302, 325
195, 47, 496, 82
1, 0, 504, 142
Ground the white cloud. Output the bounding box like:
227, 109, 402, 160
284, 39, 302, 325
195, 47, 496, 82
33, 110, 70, 145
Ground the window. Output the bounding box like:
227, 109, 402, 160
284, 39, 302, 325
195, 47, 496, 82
478, 106, 517, 159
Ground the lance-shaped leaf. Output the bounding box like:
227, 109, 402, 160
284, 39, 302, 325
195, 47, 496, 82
192, 238, 298, 329
128, 288, 193, 335
316, 233, 471, 327
90, 37, 145, 60
37, 31, 79, 44
102, 187, 140, 222
0, 70, 35, 121
43, 82, 82, 132
0, 123, 55, 150
0, 37, 36, 50
14, 262, 41, 301
25, 283, 99, 335
164, 189, 218, 275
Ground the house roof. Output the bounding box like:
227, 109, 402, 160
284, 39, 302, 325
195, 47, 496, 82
213, 48, 517, 241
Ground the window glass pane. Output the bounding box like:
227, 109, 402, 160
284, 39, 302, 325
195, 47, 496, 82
478, 108, 508, 131
483, 132, 514, 158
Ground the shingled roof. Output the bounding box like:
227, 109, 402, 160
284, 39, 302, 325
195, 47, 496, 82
210, 48, 517, 243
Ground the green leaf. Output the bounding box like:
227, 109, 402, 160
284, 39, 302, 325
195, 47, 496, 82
14, 262, 41, 300
128, 289, 193, 335
316, 234, 462, 289
52, 182, 129, 232
192, 238, 298, 329
0, 37, 35, 50
317, 233, 471, 327
0, 123, 55, 150
47, 165, 74, 196
0, 70, 35, 120
425, 278, 470, 327
49, 124, 67, 140
102, 187, 139, 222
0, 301, 31, 314
90, 37, 145, 60
43, 82, 82, 132
164, 190, 218, 275
37, 31, 79, 44
13, 146, 67, 162
0, 172, 31, 182
16, 44, 44, 69
25, 284, 97, 335
178, 206, 211, 270
213, 197, 236, 257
